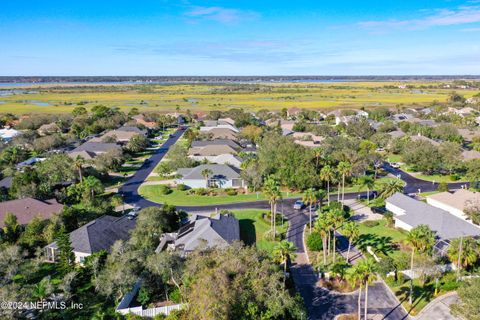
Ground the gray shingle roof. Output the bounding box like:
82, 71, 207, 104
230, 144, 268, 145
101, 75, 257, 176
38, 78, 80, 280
191, 139, 242, 150
386, 193, 480, 239
177, 164, 241, 180
69, 141, 120, 154
58, 215, 136, 254
174, 214, 240, 252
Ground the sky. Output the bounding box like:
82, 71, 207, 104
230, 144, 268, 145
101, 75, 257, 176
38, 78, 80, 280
1, 0, 480, 76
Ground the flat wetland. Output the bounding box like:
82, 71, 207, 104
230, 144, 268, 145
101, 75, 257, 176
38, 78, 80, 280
0, 81, 478, 114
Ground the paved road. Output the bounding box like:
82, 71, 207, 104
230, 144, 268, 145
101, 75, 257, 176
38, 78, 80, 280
415, 292, 459, 320
119, 127, 187, 207
382, 163, 469, 194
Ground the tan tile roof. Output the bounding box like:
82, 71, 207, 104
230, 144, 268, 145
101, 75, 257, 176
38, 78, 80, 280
428, 189, 480, 212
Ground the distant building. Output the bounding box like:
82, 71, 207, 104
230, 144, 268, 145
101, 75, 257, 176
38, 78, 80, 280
0, 128, 21, 141
156, 213, 240, 254
68, 141, 121, 160
37, 123, 61, 136
189, 153, 243, 168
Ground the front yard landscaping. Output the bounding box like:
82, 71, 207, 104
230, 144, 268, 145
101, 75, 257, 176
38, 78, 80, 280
139, 185, 302, 206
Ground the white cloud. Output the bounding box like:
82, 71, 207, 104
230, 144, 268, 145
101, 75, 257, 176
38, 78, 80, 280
359, 5, 480, 30
184, 6, 259, 24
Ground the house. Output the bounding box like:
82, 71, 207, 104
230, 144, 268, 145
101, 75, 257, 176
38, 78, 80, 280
462, 149, 480, 161
91, 126, 146, 144
16, 157, 45, 169
458, 128, 479, 142
330, 110, 368, 125
68, 141, 121, 160
391, 113, 414, 122
188, 144, 239, 157
37, 123, 61, 136
203, 128, 238, 140
388, 130, 406, 139
191, 139, 242, 150
189, 153, 243, 168
287, 107, 302, 118
292, 132, 324, 148
156, 213, 240, 254
466, 97, 480, 104
176, 164, 245, 189
218, 117, 236, 126
0, 197, 63, 227
132, 114, 157, 129
45, 215, 136, 264
200, 120, 239, 133
0, 176, 13, 190
427, 189, 480, 220
444, 107, 477, 118
385, 193, 480, 240
0, 128, 21, 141
409, 135, 440, 146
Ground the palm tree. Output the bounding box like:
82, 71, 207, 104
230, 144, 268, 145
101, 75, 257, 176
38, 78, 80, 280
347, 263, 364, 320
263, 176, 282, 238
273, 240, 297, 281
448, 236, 479, 270
343, 221, 360, 263
320, 165, 335, 205
357, 176, 375, 204
313, 148, 323, 169
314, 218, 329, 265
379, 179, 404, 199
406, 225, 436, 304
359, 259, 377, 320
73, 156, 85, 182
338, 161, 353, 202
83, 176, 104, 203
330, 208, 345, 262
303, 188, 318, 234
201, 168, 213, 188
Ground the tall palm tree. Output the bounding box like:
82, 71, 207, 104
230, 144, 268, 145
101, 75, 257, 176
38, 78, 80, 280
320, 165, 335, 205
330, 208, 345, 263
313, 148, 323, 169
201, 168, 213, 188
379, 179, 404, 199
83, 176, 104, 203
357, 176, 375, 204
314, 218, 329, 265
303, 188, 318, 234
263, 176, 282, 237
338, 161, 353, 203
448, 236, 479, 270
73, 156, 85, 182
273, 240, 297, 281
347, 263, 364, 320
343, 221, 360, 263
359, 259, 377, 320
406, 224, 435, 304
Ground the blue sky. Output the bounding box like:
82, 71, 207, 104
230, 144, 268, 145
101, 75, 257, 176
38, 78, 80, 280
1, 0, 480, 75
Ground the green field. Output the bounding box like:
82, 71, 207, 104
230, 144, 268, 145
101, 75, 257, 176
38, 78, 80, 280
0, 82, 478, 114
138, 186, 302, 206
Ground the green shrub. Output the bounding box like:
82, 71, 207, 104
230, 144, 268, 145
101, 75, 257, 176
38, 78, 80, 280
194, 188, 208, 196
363, 220, 380, 228
225, 188, 238, 196
438, 181, 449, 192
306, 232, 323, 252
449, 174, 460, 181
169, 287, 182, 303
176, 184, 187, 191
158, 185, 172, 195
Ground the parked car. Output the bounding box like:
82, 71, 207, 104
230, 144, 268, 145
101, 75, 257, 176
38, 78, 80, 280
371, 206, 386, 214
358, 191, 378, 200
389, 162, 400, 168
293, 200, 305, 210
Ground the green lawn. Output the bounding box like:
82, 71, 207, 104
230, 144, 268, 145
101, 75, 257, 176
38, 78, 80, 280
357, 219, 407, 243
230, 209, 288, 254
342, 177, 405, 194
139, 186, 302, 206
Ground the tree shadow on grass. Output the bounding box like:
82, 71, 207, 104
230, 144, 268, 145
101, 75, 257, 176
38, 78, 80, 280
239, 218, 256, 246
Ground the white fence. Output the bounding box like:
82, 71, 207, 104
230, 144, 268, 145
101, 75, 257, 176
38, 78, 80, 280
116, 279, 185, 317
117, 304, 184, 317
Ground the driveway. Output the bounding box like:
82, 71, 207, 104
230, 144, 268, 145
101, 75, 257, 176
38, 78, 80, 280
415, 292, 459, 320
343, 199, 383, 222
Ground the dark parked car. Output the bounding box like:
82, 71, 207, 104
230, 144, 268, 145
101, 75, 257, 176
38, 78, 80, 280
358, 191, 378, 200
371, 206, 387, 214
